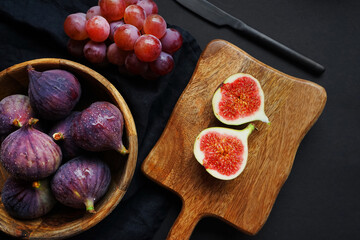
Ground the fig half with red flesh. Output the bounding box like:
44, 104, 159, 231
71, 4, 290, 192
193, 124, 255, 180
212, 73, 269, 125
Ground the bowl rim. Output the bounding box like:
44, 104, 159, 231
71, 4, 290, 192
0, 58, 138, 239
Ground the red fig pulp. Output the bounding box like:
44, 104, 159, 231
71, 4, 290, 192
1, 177, 56, 219
212, 73, 269, 125
193, 124, 255, 180
71, 101, 128, 154
0, 118, 62, 180
0, 94, 35, 138
49, 111, 84, 160
27, 65, 81, 120
51, 156, 111, 213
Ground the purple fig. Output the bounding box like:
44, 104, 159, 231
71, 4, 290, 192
27, 65, 81, 120
0, 94, 35, 138
1, 177, 56, 219
0, 118, 62, 180
51, 156, 111, 213
71, 101, 128, 154
49, 111, 84, 159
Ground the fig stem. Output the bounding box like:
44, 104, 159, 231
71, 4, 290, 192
53, 132, 64, 141
263, 116, 270, 124
27, 65, 35, 72
32, 181, 41, 189
118, 144, 129, 155
85, 198, 96, 214
12, 119, 22, 128
28, 118, 39, 126
243, 124, 255, 136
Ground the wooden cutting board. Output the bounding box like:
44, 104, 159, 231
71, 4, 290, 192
141, 39, 327, 239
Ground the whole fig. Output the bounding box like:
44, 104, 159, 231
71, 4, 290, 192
1, 177, 56, 219
51, 156, 111, 213
0, 118, 62, 180
0, 94, 35, 138
71, 101, 128, 154
49, 111, 84, 160
27, 65, 81, 120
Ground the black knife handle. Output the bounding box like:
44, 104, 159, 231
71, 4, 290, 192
232, 23, 325, 74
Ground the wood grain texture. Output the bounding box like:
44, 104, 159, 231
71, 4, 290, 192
142, 40, 327, 239
0, 58, 138, 239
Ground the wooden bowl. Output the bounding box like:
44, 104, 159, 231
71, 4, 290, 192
0, 58, 138, 239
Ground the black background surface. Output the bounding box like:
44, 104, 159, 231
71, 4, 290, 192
1, 0, 360, 240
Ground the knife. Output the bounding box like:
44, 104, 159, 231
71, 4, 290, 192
175, 0, 325, 75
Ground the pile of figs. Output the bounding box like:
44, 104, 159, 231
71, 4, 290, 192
0, 65, 128, 219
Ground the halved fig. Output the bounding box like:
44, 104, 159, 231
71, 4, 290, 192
193, 124, 255, 180
212, 73, 269, 125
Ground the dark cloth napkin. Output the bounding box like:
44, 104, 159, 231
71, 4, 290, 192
0, 1, 202, 239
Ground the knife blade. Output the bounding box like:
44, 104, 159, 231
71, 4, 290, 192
175, 0, 325, 75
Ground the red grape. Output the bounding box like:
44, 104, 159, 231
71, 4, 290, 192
136, 0, 158, 17
114, 24, 141, 51
160, 28, 183, 54
134, 34, 162, 62
149, 52, 174, 75
86, 6, 101, 20
125, 0, 139, 6
86, 16, 110, 42
64, 13, 88, 40
124, 5, 146, 30
107, 43, 128, 65
109, 20, 124, 41
99, 0, 126, 22
143, 14, 166, 39
83, 41, 107, 64
67, 39, 87, 58
125, 52, 148, 75
64, 0, 177, 78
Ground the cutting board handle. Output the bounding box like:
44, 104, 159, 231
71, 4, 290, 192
166, 201, 202, 240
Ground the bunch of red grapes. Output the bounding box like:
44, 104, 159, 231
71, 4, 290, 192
64, 0, 183, 79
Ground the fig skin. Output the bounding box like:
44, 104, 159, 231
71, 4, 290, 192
51, 156, 111, 213
27, 65, 81, 120
1, 177, 56, 219
0, 94, 35, 138
49, 111, 84, 160
71, 101, 128, 154
0, 118, 62, 180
